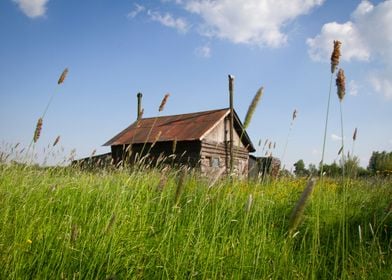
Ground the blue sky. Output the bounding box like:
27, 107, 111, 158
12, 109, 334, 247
1, 0, 391, 169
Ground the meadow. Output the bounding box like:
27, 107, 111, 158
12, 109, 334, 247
1, 163, 391, 279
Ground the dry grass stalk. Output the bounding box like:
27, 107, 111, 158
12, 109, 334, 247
336, 68, 346, 101
53, 136, 60, 146
288, 178, 317, 233
353, 128, 358, 141
91, 149, 96, 157
159, 93, 170, 112
57, 68, 69, 85
243, 87, 263, 129
151, 131, 162, 148
172, 138, 177, 154
331, 40, 342, 73
71, 224, 78, 244
245, 194, 253, 212
33, 118, 43, 143
156, 175, 167, 192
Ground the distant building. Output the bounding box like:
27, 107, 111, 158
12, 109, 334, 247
248, 155, 281, 179
104, 108, 255, 177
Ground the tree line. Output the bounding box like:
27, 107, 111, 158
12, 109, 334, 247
292, 150, 392, 177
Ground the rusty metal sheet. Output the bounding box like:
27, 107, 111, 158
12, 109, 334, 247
104, 108, 255, 152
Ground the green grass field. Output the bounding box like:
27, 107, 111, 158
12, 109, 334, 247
1, 164, 391, 279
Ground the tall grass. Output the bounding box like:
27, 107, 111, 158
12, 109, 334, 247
320, 41, 341, 178
1, 163, 391, 279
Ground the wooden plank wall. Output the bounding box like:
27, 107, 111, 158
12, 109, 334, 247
200, 140, 249, 177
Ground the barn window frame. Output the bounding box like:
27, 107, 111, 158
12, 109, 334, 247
210, 156, 220, 168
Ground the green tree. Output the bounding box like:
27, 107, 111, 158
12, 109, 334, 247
320, 162, 341, 177
308, 163, 318, 176
294, 159, 308, 177
368, 151, 392, 175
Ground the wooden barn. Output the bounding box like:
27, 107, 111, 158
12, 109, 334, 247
104, 108, 255, 177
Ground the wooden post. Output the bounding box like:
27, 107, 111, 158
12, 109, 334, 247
137, 92, 143, 120
228, 75, 234, 175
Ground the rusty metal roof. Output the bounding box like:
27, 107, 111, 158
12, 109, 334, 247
104, 108, 255, 152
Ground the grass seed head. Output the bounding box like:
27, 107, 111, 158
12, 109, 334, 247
159, 93, 170, 112
172, 138, 177, 154
292, 109, 297, 121
353, 127, 358, 141
336, 68, 346, 101
53, 135, 60, 146
331, 40, 342, 73
243, 87, 263, 129
57, 68, 69, 85
338, 146, 343, 155
289, 178, 317, 233
33, 118, 43, 143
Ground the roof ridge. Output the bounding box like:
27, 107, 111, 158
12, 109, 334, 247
137, 107, 229, 121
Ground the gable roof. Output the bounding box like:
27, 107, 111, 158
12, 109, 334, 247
104, 108, 255, 152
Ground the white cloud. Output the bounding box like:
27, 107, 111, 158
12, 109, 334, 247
369, 72, 392, 99
182, 0, 324, 47
13, 0, 49, 18
306, 21, 370, 62
128, 4, 145, 18
148, 10, 190, 33
195, 44, 211, 58
307, 0, 392, 99
349, 80, 359, 96
331, 134, 342, 141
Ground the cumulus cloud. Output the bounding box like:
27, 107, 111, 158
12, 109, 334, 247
183, 0, 324, 47
307, 0, 392, 99
147, 10, 190, 33
307, 21, 370, 62
13, 0, 49, 18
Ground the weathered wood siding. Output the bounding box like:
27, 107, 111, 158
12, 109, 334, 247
248, 156, 281, 179
200, 141, 248, 177
110, 116, 250, 177
111, 141, 201, 167
203, 117, 245, 148
200, 117, 249, 177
